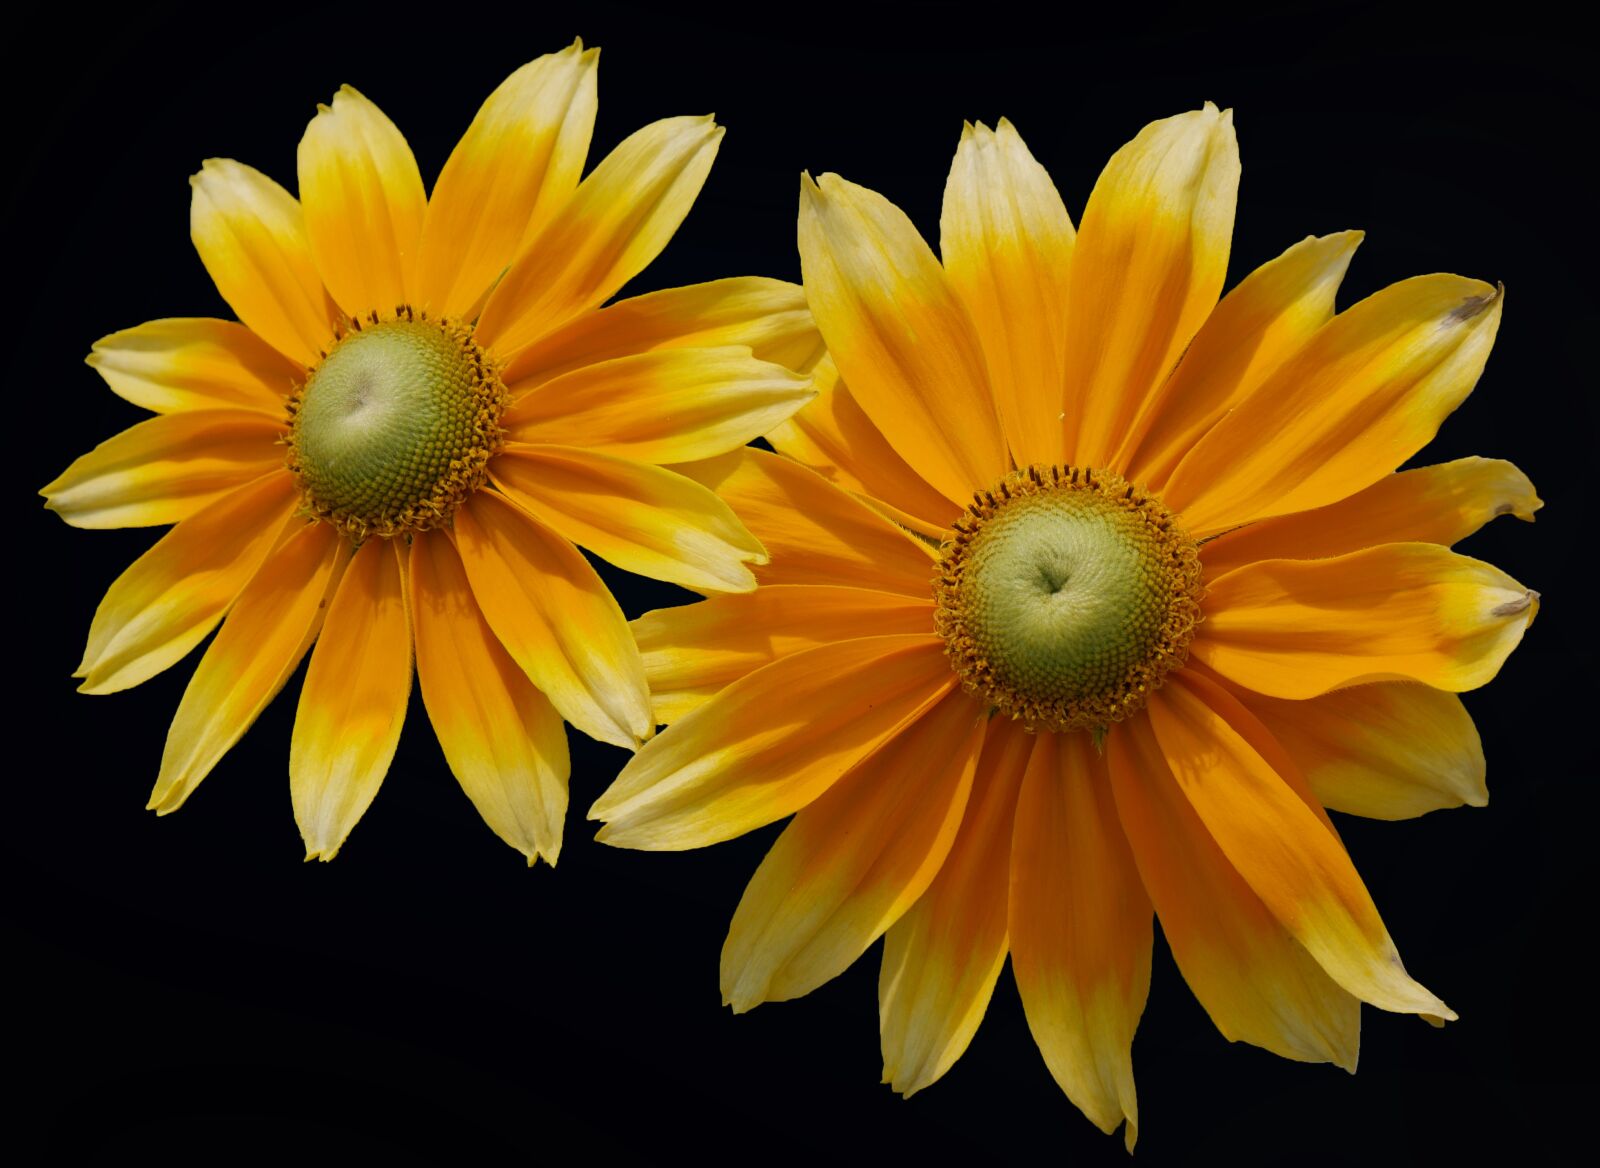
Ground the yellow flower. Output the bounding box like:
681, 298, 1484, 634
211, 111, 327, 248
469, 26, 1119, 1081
43, 40, 819, 864
590, 106, 1539, 1146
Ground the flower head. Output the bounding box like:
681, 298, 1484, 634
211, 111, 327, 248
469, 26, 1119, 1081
43, 40, 819, 863
590, 105, 1538, 1146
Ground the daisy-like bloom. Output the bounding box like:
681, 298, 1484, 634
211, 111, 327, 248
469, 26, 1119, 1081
42, 41, 820, 863
591, 106, 1539, 1145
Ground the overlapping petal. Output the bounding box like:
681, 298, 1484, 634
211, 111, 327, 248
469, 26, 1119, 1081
291, 539, 412, 860
478, 115, 723, 356
798, 172, 1006, 503
189, 160, 340, 365
492, 443, 766, 593
453, 490, 651, 749
43, 410, 284, 529
721, 689, 985, 1012
1062, 103, 1239, 469
1010, 731, 1151, 1151
410, 531, 569, 865
1165, 277, 1505, 535
149, 521, 344, 813
879, 719, 1032, 1097
1108, 711, 1361, 1068
591, 634, 956, 850
297, 86, 427, 317
504, 346, 815, 464
632, 585, 936, 723
1195, 543, 1538, 698
418, 41, 599, 316
940, 118, 1075, 466
86, 318, 300, 415
1146, 674, 1454, 1018
76, 471, 299, 694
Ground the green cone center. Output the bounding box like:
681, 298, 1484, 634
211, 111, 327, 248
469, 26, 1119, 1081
288, 317, 503, 538
934, 467, 1202, 733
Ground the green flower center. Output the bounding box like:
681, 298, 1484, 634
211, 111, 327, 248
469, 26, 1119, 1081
287, 313, 505, 539
934, 466, 1203, 733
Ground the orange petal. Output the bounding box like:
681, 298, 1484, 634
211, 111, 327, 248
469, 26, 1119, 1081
1010, 731, 1151, 1151
1062, 104, 1239, 470
880, 718, 1032, 1096
1165, 276, 1505, 535
189, 159, 340, 365
591, 634, 956, 850
940, 118, 1075, 467
1108, 711, 1360, 1069
720, 689, 985, 1011
453, 490, 650, 749
492, 443, 766, 593
290, 538, 412, 861
765, 355, 961, 540
1145, 674, 1454, 1018
43, 410, 285, 529
504, 346, 815, 464
798, 172, 1007, 504
297, 85, 428, 317
76, 471, 300, 694
410, 530, 570, 865
501, 276, 821, 390
633, 584, 936, 723
1118, 231, 1361, 486
674, 448, 937, 596
1200, 457, 1542, 577
1227, 680, 1487, 820
417, 41, 598, 317
477, 116, 723, 357
1195, 543, 1538, 698
86, 318, 301, 415
148, 521, 345, 813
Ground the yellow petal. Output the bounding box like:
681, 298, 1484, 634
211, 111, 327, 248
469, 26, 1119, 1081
148, 521, 344, 813
1119, 231, 1361, 485
1107, 711, 1360, 1069
504, 346, 815, 464
409, 530, 569, 865
633, 584, 936, 723
1145, 674, 1454, 1018
42, 410, 285, 529
1165, 276, 1505, 535
290, 538, 412, 861
721, 689, 985, 1011
1062, 104, 1239, 470
86, 318, 301, 415
453, 491, 650, 749
502, 276, 820, 389
296, 85, 427, 317
798, 172, 1006, 504
1010, 731, 1151, 1151
940, 118, 1075, 467
492, 443, 766, 593
1194, 543, 1538, 698
76, 471, 300, 694
880, 718, 1033, 1097
1200, 457, 1542, 577
765, 355, 960, 540
417, 42, 598, 317
190, 160, 341, 365
477, 116, 723, 357
591, 634, 956, 850
674, 448, 937, 596
1228, 680, 1487, 820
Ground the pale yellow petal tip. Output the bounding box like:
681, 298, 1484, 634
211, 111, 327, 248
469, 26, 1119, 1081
1124, 1120, 1139, 1155
1422, 1008, 1457, 1028
1491, 588, 1540, 625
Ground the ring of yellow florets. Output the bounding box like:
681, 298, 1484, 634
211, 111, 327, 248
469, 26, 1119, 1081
933, 465, 1203, 735
285, 307, 506, 540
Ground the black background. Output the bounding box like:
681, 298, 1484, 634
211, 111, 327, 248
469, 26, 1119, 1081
11, 2, 1595, 1163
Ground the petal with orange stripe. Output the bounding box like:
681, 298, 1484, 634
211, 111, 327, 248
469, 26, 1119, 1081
87, 318, 301, 415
